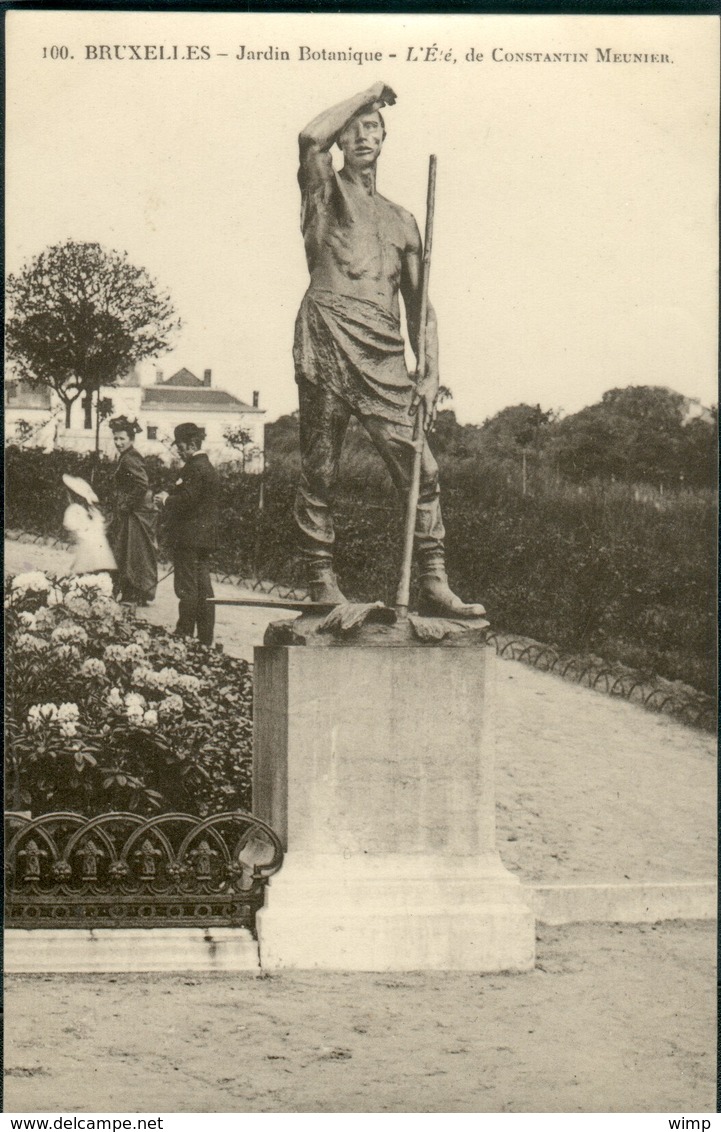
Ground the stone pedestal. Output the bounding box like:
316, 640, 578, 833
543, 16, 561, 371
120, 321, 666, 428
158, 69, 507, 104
253, 624, 535, 971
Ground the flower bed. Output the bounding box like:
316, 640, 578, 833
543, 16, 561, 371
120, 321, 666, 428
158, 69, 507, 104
5, 571, 253, 817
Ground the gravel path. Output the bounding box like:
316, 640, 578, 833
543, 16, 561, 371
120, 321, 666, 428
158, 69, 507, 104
4, 923, 715, 1113
6, 538, 715, 887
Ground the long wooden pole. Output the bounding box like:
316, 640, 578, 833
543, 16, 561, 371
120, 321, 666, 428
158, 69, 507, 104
395, 154, 437, 619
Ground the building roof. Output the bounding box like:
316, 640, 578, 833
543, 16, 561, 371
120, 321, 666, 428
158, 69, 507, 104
141, 386, 263, 413
163, 368, 204, 388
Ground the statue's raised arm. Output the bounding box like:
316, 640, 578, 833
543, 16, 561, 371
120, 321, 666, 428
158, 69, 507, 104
299, 82, 396, 153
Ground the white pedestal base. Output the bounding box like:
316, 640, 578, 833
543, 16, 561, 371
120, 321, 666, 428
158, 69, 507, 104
254, 641, 535, 972
258, 851, 535, 971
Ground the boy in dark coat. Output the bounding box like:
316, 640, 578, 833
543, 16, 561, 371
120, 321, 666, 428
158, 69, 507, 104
155, 422, 219, 646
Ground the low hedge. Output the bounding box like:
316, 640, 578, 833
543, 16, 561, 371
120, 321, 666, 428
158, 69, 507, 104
5, 444, 716, 693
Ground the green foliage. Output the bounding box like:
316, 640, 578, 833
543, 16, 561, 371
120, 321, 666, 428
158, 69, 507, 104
222, 423, 262, 471
552, 386, 717, 488
6, 431, 716, 694
5, 572, 253, 817
6, 240, 180, 429
477, 389, 717, 491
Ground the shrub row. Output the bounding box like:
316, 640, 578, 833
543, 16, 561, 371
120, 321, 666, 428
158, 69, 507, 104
6, 444, 716, 694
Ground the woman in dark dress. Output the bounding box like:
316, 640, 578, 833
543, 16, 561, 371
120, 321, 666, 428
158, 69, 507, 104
107, 416, 158, 604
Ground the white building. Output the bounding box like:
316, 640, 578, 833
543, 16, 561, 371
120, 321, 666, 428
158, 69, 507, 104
5, 365, 265, 469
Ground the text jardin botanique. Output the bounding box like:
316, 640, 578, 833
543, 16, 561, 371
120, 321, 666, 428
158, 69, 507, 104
83, 44, 673, 65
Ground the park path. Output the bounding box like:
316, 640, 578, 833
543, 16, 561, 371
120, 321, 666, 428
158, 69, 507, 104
4, 922, 715, 1113
5, 538, 716, 886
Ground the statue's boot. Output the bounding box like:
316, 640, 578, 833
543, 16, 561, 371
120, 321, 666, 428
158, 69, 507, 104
307, 559, 347, 606
417, 553, 486, 619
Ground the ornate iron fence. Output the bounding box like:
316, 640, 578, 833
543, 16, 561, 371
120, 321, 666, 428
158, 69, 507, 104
485, 633, 716, 731
5, 811, 284, 931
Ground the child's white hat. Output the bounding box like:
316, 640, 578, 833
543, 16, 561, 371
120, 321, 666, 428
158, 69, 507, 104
62, 474, 99, 505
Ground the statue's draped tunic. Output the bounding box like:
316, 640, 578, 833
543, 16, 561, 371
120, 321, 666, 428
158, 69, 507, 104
293, 151, 415, 425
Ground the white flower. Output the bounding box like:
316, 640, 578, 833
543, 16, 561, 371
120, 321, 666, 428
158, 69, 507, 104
27, 703, 59, 730
57, 702, 80, 721
12, 571, 51, 594
59, 721, 78, 739
51, 624, 88, 645
104, 644, 128, 663
158, 693, 184, 718
72, 573, 113, 597
18, 612, 36, 628
90, 597, 121, 620
107, 687, 124, 710
142, 709, 158, 729
132, 665, 187, 693
54, 644, 81, 663
33, 608, 55, 630
131, 665, 152, 687
63, 595, 92, 618
161, 638, 187, 658
15, 633, 49, 653
124, 690, 146, 726
132, 629, 151, 649
175, 674, 201, 694
124, 643, 146, 663
81, 657, 107, 679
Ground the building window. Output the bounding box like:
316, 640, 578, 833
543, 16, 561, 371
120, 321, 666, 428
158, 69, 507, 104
147, 426, 158, 440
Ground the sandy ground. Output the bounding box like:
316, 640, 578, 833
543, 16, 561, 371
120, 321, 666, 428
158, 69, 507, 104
4, 923, 716, 1113
5, 538, 717, 1114
6, 537, 716, 886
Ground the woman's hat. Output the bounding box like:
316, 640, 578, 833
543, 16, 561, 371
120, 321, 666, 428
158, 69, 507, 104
109, 415, 141, 436
62, 474, 99, 505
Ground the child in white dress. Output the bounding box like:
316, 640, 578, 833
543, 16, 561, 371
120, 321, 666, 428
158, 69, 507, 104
62, 474, 117, 575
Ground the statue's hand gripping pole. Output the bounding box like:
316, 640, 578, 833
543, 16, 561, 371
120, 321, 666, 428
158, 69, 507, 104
395, 154, 437, 621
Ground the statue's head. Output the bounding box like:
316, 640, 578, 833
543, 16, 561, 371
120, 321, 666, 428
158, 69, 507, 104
337, 108, 386, 170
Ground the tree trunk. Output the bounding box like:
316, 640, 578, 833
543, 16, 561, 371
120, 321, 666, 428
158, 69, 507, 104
95, 389, 102, 456
64, 400, 72, 429
83, 392, 93, 430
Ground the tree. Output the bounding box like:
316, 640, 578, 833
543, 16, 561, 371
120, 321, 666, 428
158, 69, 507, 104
222, 424, 262, 472
480, 403, 557, 491
6, 241, 180, 431
554, 385, 698, 486
680, 406, 717, 488
436, 385, 453, 406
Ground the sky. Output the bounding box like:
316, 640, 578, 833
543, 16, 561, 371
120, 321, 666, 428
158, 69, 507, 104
6, 11, 719, 425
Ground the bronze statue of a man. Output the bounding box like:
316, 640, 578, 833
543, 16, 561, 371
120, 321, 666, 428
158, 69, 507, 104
293, 81, 484, 618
